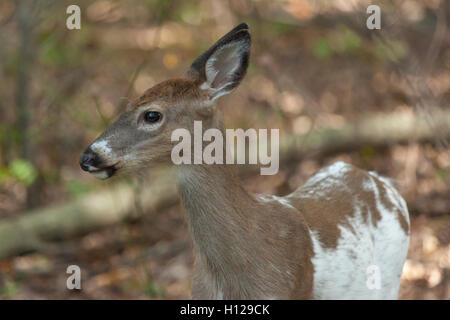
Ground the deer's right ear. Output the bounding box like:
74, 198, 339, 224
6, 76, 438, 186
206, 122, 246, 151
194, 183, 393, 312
187, 23, 250, 101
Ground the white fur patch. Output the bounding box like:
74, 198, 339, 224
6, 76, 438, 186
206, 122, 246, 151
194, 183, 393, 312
301, 161, 352, 199
309, 172, 409, 299
91, 170, 109, 180
273, 196, 296, 210
91, 140, 112, 156
257, 194, 295, 210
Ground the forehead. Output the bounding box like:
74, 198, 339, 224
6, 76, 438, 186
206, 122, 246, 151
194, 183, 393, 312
133, 78, 201, 109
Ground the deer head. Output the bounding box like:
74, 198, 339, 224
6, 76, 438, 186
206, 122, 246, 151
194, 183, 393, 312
80, 23, 250, 179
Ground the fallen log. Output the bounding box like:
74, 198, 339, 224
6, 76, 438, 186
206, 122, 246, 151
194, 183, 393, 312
0, 110, 449, 260
0, 169, 178, 259
281, 109, 450, 161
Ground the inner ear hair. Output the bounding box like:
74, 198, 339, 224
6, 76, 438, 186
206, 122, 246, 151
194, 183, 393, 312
187, 23, 251, 100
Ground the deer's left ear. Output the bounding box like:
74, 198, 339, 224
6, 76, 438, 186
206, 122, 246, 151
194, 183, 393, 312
187, 23, 251, 101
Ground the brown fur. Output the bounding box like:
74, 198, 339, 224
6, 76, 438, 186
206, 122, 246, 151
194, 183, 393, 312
287, 166, 409, 250
132, 78, 204, 108
169, 107, 315, 299
179, 161, 314, 299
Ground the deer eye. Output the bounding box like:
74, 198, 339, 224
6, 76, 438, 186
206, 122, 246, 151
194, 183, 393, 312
143, 111, 162, 124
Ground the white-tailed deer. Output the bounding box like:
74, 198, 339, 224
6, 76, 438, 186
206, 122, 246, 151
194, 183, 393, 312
80, 23, 410, 299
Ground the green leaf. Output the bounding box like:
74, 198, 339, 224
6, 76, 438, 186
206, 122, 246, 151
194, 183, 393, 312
434, 168, 448, 181
9, 159, 37, 186
312, 37, 332, 59
177, 2, 201, 25
66, 179, 92, 198
143, 280, 166, 298
266, 20, 294, 35
0, 281, 20, 298
375, 38, 408, 62
0, 166, 11, 183
333, 25, 361, 54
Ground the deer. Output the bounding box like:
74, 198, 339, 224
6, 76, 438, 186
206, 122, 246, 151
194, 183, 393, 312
80, 23, 410, 299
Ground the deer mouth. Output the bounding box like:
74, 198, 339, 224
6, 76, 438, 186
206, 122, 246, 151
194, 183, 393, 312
90, 164, 118, 180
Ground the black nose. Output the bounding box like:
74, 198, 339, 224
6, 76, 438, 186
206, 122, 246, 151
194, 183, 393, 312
80, 149, 98, 171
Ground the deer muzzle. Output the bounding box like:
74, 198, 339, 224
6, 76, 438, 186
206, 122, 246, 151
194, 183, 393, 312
79, 147, 117, 179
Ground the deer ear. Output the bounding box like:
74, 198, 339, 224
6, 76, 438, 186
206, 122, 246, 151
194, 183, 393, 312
187, 23, 250, 101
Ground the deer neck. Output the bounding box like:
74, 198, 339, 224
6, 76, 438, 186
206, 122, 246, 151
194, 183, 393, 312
174, 119, 312, 298
177, 163, 259, 268
176, 110, 259, 263
175, 114, 277, 297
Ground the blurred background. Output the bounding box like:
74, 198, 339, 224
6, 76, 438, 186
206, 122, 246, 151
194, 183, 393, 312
0, 0, 448, 299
